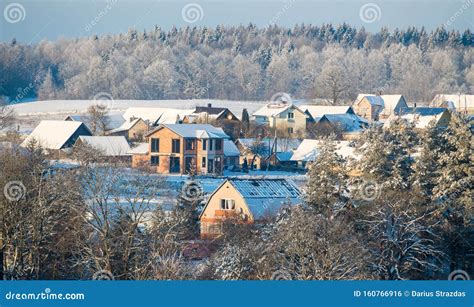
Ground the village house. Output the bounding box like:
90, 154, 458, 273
431, 94, 474, 114
253, 102, 308, 136
21, 120, 92, 158
223, 139, 240, 170
131, 124, 229, 175
300, 105, 355, 122
314, 113, 368, 140
352, 94, 385, 121
199, 178, 301, 238
235, 137, 301, 170
290, 139, 358, 169
74, 136, 132, 162
107, 117, 149, 142
385, 107, 451, 129
122, 107, 195, 126
183, 103, 241, 138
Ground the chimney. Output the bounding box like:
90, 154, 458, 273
414, 103, 417, 108
207, 103, 212, 108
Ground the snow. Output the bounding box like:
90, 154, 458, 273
123, 107, 194, 125
299, 105, 353, 119
431, 94, 474, 109
291, 139, 358, 162
355, 94, 384, 106
236, 138, 301, 154
107, 118, 142, 134
320, 113, 367, 132
77, 136, 131, 156
156, 124, 229, 139
253, 103, 292, 117
223, 140, 240, 157
128, 142, 149, 155
228, 178, 302, 219
21, 120, 90, 149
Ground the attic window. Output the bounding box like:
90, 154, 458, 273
288, 112, 294, 119
220, 199, 235, 210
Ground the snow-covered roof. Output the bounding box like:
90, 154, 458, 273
128, 142, 149, 155
22, 120, 91, 150
64, 115, 84, 121
275, 151, 293, 162
108, 118, 143, 134
224, 139, 240, 157
431, 94, 474, 109
236, 138, 301, 154
122, 107, 194, 125
148, 124, 229, 139
230, 178, 301, 219
399, 107, 447, 116
253, 103, 304, 118
319, 113, 367, 132
77, 136, 131, 156
300, 105, 353, 119
356, 94, 384, 107
290, 139, 357, 162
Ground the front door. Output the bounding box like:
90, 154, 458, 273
207, 158, 214, 173
169, 157, 180, 173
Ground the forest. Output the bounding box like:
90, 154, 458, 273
1, 24, 473, 103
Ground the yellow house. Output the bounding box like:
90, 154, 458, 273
352, 94, 385, 122
200, 178, 301, 238
253, 103, 308, 136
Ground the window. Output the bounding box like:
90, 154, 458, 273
151, 138, 159, 152
287, 127, 294, 134
209, 139, 213, 151
202, 157, 206, 168
185, 139, 195, 150
215, 139, 222, 151
150, 156, 159, 166
220, 199, 235, 210
288, 112, 294, 119
202, 139, 207, 150
172, 139, 180, 153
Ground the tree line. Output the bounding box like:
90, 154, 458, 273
1, 24, 473, 104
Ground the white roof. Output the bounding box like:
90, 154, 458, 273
230, 178, 301, 219
290, 139, 357, 162
128, 142, 149, 155
77, 136, 131, 156
155, 124, 229, 139
22, 120, 90, 150
236, 138, 301, 153
108, 118, 142, 134
384, 113, 443, 129
224, 140, 240, 156
431, 94, 474, 109
300, 105, 352, 119
320, 113, 367, 132
253, 103, 304, 118
122, 107, 194, 125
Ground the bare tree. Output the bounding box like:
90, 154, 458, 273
86, 104, 110, 135
0, 100, 15, 130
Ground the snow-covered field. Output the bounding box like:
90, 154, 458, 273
12, 99, 267, 133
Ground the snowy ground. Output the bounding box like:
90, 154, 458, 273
12, 99, 267, 133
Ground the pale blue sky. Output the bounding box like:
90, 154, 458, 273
1, 0, 473, 43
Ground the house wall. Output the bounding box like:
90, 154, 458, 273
353, 98, 382, 121
200, 181, 253, 238
132, 127, 225, 175
272, 107, 307, 136
128, 120, 149, 141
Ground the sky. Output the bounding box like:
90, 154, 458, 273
0, 0, 473, 43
